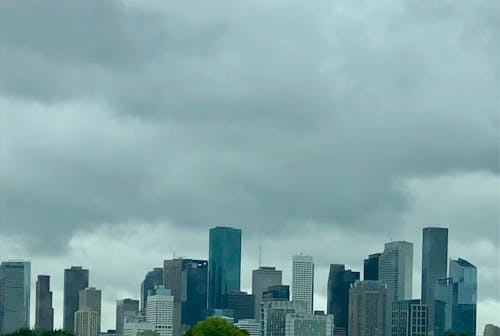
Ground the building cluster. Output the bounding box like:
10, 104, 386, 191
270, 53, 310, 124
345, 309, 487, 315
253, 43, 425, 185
0, 227, 485, 336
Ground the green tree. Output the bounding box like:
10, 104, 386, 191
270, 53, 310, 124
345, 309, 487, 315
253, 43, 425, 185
184, 318, 250, 336
3, 329, 74, 336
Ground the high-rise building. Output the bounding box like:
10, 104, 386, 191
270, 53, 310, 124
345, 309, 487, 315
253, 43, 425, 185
146, 286, 174, 336
234, 319, 260, 336
434, 278, 453, 334
35, 275, 54, 330
421, 227, 448, 334
484, 324, 500, 336
251, 267, 282, 320
78, 287, 102, 335
222, 291, 255, 321
141, 268, 164, 312
449, 259, 477, 336
0, 261, 31, 335
116, 299, 139, 335
74, 308, 99, 336
285, 312, 334, 336
261, 300, 307, 336
391, 300, 428, 336
292, 255, 314, 314
163, 258, 207, 333
348, 280, 387, 336
262, 285, 290, 301
364, 254, 381, 281
123, 314, 155, 336
64, 266, 89, 332
208, 227, 242, 310
327, 264, 360, 336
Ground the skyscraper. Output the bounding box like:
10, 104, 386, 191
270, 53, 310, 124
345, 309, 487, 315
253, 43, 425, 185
285, 312, 334, 336
116, 299, 139, 335
252, 267, 282, 320
163, 258, 207, 334
421, 227, 448, 334
146, 286, 174, 336
391, 300, 428, 336
75, 308, 99, 336
262, 285, 290, 301
292, 255, 314, 314
348, 281, 387, 336
378, 241, 413, 302
0, 261, 31, 334
327, 264, 360, 336
35, 275, 54, 330
364, 254, 381, 281
434, 278, 453, 334
449, 258, 477, 336
64, 266, 89, 332
222, 291, 255, 321
261, 300, 307, 336
208, 227, 242, 310
141, 268, 164, 311
78, 287, 102, 334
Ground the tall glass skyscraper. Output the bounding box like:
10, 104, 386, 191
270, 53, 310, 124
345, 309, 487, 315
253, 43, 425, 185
421, 227, 448, 333
208, 227, 242, 310
327, 264, 360, 336
449, 258, 477, 336
140, 268, 164, 311
0, 261, 31, 335
363, 253, 381, 281
63, 266, 89, 332
35, 275, 54, 330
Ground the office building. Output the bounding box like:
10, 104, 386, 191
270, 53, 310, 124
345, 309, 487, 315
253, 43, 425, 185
208, 227, 242, 309
261, 300, 307, 336
421, 227, 448, 334
146, 286, 174, 336
263, 285, 290, 301
292, 255, 314, 313
0, 261, 31, 334
64, 266, 89, 332
75, 308, 99, 336
79, 287, 102, 334
449, 259, 477, 336
116, 299, 139, 335
163, 258, 207, 333
252, 267, 282, 320
348, 280, 387, 336
222, 291, 255, 321
123, 314, 155, 336
364, 254, 381, 281
234, 319, 260, 336
141, 268, 164, 312
327, 264, 360, 336
35, 275, 54, 330
484, 325, 500, 336
378, 242, 413, 302
391, 300, 428, 336
206, 309, 235, 323
434, 278, 453, 333
285, 312, 334, 336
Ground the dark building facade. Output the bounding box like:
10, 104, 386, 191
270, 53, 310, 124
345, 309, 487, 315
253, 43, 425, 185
140, 268, 163, 311
363, 254, 381, 281
222, 291, 255, 321
421, 227, 448, 334
115, 298, 139, 335
35, 275, 54, 330
327, 264, 360, 336
63, 266, 89, 332
263, 285, 290, 301
391, 300, 428, 336
208, 227, 242, 310
164, 258, 208, 333
450, 258, 477, 336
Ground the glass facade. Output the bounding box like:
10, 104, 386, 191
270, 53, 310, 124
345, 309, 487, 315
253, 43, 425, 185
141, 268, 164, 311
63, 266, 89, 332
364, 254, 381, 281
0, 261, 31, 335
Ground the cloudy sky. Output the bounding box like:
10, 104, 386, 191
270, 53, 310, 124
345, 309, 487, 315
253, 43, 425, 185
1, 0, 499, 333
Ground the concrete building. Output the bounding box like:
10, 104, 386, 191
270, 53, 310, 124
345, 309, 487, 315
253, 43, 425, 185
146, 286, 174, 336
208, 227, 242, 310
285, 312, 334, 336
484, 325, 500, 336
75, 308, 99, 336
364, 254, 381, 281
261, 300, 307, 336
391, 300, 428, 336
421, 228, 448, 334
234, 319, 260, 336
123, 314, 155, 336
35, 275, 54, 330
79, 287, 102, 334
252, 267, 282, 320
348, 281, 387, 336
292, 255, 314, 314
327, 264, 360, 336
0, 261, 31, 334
222, 291, 255, 321
141, 268, 163, 312
116, 299, 139, 335
64, 266, 89, 332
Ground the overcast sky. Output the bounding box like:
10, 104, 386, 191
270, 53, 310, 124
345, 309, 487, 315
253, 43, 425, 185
0, 0, 499, 334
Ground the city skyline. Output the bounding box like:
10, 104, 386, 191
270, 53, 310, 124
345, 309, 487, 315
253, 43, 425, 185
1, 0, 498, 335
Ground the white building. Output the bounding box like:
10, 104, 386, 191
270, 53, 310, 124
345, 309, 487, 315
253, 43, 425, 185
146, 286, 174, 336
285, 313, 334, 336
124, 314, 155, 336
292, 255, 314, 314
75, 308, 99, 336
234, 319, 260, 336
0, 261, 31, 335
79, 287, 102, 334
261, 300, 307, 336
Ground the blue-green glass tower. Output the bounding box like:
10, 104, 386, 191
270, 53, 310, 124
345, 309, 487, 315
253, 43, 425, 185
208, 227, 242, 310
